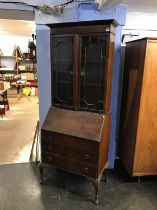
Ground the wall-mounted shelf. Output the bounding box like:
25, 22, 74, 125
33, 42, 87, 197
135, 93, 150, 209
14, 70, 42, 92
0, 55, 36, 73
0, 53, 17, 73
0, 55, 16, 59
0, 69, 17, 74
0, 69, 35, 74
19, 59, 36, 63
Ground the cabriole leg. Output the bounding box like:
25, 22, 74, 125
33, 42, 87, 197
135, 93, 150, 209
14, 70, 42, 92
88, 178, 100, 205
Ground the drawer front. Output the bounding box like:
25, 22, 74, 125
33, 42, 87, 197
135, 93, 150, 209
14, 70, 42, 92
41, 130, 99, 165
42, 144, 98, 165
42, 152, 97, 178
41, 130, 99, 154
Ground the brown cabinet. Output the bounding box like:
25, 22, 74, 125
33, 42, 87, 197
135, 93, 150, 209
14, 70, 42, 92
119, 38, 157, 178
41, 107, 111, 180
40, 20, 118, 204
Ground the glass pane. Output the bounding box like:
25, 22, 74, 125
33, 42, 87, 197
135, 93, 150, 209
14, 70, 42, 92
52, 37, 74, 108
80, 36, 108, 112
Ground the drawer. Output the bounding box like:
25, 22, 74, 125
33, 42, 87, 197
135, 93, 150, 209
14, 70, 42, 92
41, 130, 99, 155
42, 152, 98, 178
42, 144, 98, 165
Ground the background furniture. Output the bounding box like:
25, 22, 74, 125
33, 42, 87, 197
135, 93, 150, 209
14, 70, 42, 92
0, 106, 5, 117
0, 87, 10, 115
40, 20, 117, 204
11, 81, 31, 100
0, 51, 37, 84
118, 38, 157, 178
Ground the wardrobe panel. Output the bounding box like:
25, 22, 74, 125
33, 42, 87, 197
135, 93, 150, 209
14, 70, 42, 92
133, 40, 157, 175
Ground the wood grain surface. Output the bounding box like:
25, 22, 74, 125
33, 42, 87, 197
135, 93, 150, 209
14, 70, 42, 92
118, 39, 146, 175
42, 106, 104, 141
133, 39, 157, 175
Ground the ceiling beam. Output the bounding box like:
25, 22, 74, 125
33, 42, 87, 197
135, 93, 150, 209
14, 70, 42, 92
0, 9, 34, 20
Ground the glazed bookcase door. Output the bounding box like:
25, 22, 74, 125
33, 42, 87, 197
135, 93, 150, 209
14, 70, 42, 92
52, 36, 74, 108
79, 35, 108, 113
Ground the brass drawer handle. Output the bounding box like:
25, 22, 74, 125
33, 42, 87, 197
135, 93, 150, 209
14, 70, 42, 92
84, 154, 90, 160
84, 167, 89, 173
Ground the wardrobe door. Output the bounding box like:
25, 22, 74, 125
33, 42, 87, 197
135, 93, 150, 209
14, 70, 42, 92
80, 35, 108, 113
118, 39, 147, 176
52, 36, 74, 109
133, 40, 157, 175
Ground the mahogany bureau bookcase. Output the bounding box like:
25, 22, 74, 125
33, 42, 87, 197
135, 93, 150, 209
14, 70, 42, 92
39, 20, 118, 204
119, 38, 157, 180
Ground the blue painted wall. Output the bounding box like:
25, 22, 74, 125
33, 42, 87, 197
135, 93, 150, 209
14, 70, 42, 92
36, 25, 51, 129
36, 3, 127, 168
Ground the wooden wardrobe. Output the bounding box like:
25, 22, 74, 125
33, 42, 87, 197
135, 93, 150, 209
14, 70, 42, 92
119, 38, 157, 178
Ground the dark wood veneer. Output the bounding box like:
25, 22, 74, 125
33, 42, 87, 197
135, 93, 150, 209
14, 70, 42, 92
48, 19, 118, 35
40, 20, 117, 204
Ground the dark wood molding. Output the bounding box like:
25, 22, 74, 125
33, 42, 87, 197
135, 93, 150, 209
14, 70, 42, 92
48, 20, 118, 35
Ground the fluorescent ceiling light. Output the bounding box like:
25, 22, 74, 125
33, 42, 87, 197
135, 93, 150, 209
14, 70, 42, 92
96, 0, 125, 9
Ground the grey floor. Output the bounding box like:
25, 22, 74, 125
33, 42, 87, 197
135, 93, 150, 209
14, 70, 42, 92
0, 162, 157, 210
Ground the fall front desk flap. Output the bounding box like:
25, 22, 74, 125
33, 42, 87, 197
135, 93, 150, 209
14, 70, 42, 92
42, 106, 105, 142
